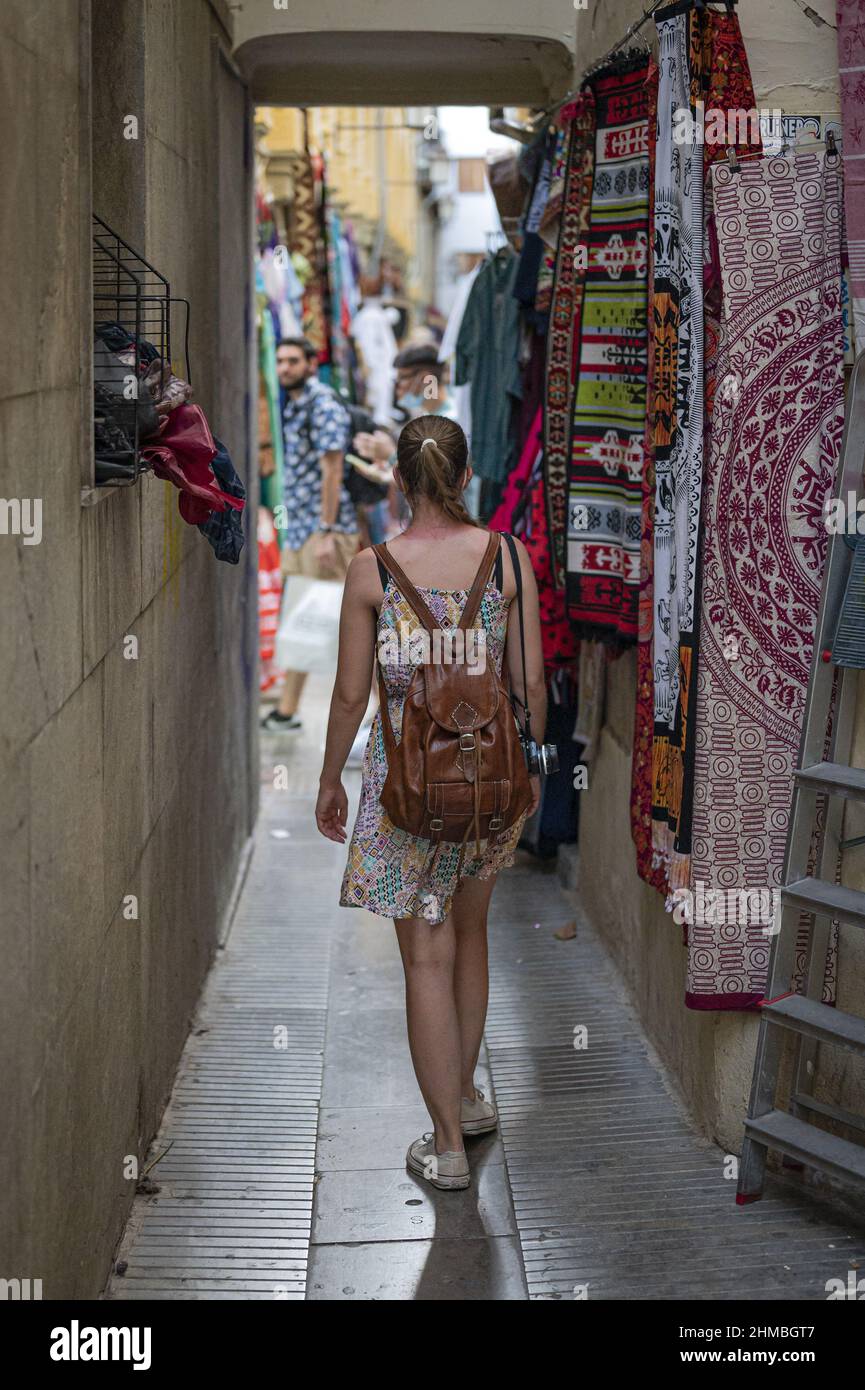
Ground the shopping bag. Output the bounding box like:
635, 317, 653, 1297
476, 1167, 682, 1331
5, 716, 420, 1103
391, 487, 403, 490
275, 575, 343, 675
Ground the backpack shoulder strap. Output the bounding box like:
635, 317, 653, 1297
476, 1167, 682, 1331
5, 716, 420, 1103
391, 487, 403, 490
372, 542, 440, 635
458, 530, 501, 632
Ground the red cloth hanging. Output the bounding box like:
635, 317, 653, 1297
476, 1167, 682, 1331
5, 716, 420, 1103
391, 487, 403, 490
142, 404, 245, 525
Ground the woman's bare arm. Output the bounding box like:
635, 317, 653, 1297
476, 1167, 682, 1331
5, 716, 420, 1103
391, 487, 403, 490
503, 536, 547, 814
316, 551, 379, 842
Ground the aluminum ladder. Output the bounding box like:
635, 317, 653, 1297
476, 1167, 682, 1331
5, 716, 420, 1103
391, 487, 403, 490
737, 350, 865, 1204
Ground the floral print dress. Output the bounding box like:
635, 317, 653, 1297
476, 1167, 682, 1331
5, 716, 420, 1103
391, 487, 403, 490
339, 558, 527, 924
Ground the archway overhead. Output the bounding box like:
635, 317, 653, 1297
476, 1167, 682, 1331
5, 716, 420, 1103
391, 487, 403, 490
235, 31, 575, 107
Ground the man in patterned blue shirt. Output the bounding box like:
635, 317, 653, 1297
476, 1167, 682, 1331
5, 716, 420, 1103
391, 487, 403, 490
263, 336, 359, 734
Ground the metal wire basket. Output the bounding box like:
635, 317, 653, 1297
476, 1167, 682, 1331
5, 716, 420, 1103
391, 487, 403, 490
92, 215, 190, 486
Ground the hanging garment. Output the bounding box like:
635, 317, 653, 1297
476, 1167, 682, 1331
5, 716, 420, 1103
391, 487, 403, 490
672, 3, 763, 887
197, 437, 246, 564
565, 59, 650, 643
350, 298, 398, 427
838, 0, 865, 351
649, 4, 707, 888
534, 123, 571, 318
258, 508, 284, 694
544, 93, 596, 591
438, 263, 482, 444
141, 404, 245, 525
526, 451, 580, 674
489, 407, 579, 675
514, 128, 557, 329
630, 57, 669, 895
454, 249, 523, 484
650, 2, 765, 893
686, 149, 845, 1010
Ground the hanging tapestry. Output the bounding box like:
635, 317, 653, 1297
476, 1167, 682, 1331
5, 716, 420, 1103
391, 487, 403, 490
651, 3, 764, 893
544, 94, 596, 591
631, 57, 669, 894
649, 4, 707, 891
490, 407, 579, 674
666, 3, 764, 894
566, 61, 650, 642
838, 0, 865, 351
687, 149, 845, 1009
533, 124, 569, 318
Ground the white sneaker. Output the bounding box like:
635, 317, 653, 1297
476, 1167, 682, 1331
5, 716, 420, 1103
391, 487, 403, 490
406, 1133, 470, 1190
461, 1085, 498, 1136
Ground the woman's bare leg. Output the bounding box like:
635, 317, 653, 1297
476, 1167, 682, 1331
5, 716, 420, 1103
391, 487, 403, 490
451, 873, 497, 1101
394, 914, 464, 1154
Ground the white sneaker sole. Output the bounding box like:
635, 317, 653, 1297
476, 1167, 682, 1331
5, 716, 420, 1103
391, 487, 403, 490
406, 1148, 470, 1190
461, 1115, 498, 1136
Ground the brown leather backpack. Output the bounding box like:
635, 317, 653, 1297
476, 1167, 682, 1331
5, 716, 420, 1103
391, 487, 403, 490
372, 530, 534, 867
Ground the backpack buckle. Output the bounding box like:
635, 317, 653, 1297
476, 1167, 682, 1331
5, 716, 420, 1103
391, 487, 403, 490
489, 816, 503, 830
429, 817, 444, 831
459, 732, 476, 750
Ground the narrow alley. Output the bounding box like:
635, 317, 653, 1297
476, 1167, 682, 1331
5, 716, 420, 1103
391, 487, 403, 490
7, 0, 865, 1346
104, 680, 865, 1301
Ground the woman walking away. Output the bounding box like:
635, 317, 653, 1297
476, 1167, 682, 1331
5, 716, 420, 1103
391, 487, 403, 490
315, 415, 547, 1190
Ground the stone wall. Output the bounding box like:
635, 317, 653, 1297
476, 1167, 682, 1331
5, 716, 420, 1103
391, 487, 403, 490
0, 0, 257, 1297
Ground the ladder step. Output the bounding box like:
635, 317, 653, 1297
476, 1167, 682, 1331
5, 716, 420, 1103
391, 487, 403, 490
745, 1108, 865, 1186
794, 761, 865, 798
792, 1093, 865, 1135
782, 877, 865, 928
763, 993, 865, 1055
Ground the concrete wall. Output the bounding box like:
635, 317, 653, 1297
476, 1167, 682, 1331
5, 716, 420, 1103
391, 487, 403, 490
573, 0, 854, 1157
0, 0, 257, 1298
234, 0, 576, 105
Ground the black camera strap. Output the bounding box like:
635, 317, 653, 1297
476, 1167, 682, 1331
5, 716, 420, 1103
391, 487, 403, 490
501, 531, 533, 746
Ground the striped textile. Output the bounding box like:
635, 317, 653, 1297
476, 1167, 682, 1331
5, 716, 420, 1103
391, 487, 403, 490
565, 60, 650, 643
544, 94, 596, 591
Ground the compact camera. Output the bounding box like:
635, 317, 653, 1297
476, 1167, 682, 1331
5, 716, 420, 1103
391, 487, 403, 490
521, 734, 560, 777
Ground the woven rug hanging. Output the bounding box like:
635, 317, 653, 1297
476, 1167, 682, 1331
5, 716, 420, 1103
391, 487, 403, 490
648, 2, 707, 890
630, 56, 669, 893
686, 148, 844, 1010
565, 59, 651, 643
649, 1, 765, 894
544, 93, 596, 592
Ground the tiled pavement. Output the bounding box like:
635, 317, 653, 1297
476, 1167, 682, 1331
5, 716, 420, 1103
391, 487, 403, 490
106, 676, 865, 1300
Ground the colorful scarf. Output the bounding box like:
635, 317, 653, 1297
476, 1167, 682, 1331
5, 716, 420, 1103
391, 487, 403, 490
566, 61, 650, 643
649, 5, 706, 889
631, 58, 668, 893
489, 407, 579, 675
534, 124, 570, 318
838, 0, 865, 351
544, 94, 596, 591
649, 3, 762, 894
687, 150, 845, 1009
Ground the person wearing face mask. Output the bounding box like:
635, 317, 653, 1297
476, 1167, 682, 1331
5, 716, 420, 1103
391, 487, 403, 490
354, 343, 479, 524
392, 343, 459, 425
